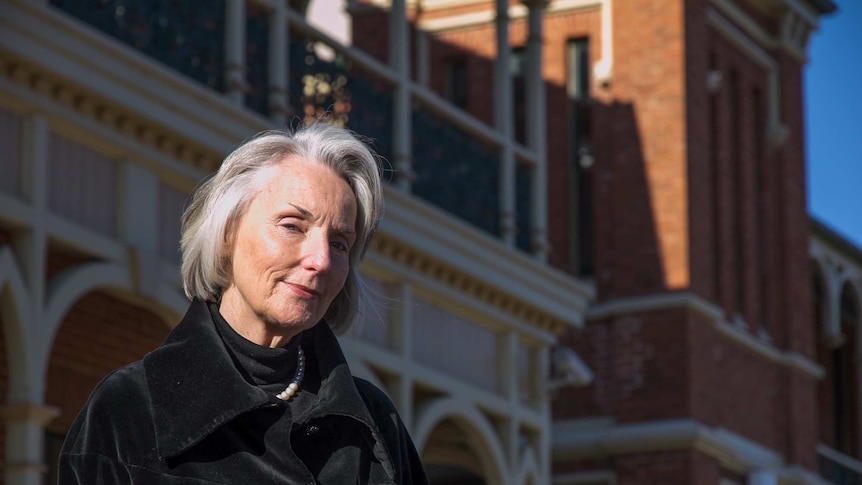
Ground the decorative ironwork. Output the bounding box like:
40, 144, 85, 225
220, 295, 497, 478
50, 0, 226, 91
245, 3, 269, 116
287, 38, 394, 167
516, 162, 533, 253
412, 103, 500, 238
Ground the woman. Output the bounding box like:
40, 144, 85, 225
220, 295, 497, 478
59, 122, 429, 484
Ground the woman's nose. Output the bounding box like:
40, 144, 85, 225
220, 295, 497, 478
302, 234, 331, 272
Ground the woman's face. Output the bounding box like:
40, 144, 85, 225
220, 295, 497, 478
219, 157, 357, 347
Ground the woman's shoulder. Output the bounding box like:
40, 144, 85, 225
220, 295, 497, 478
352, 378, 396, 410
61, 360, 154, 456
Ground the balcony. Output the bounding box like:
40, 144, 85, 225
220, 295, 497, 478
818, 444, 862, 485
44, 0, 546, 257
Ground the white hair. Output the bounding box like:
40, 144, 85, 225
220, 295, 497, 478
180, 121, 384, 333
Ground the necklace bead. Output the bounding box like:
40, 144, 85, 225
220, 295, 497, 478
276, 347, 305, 401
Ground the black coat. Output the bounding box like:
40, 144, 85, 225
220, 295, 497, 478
59, 300, 429, 485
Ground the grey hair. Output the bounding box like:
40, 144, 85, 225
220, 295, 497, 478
180, 121, 384, 334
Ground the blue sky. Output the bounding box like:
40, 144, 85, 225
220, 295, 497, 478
805, 0, 862, 247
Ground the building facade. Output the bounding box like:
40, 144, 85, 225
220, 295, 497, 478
0, 1, 856, 485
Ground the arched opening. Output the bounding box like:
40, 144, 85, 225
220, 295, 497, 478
831, 283, 860, 456
421, 418, 501, 485
819, 274, 860, 457
43, 290, 171, 483
813, 259, 831, 447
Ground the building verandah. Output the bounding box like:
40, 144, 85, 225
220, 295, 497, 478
0, 1, 591, 484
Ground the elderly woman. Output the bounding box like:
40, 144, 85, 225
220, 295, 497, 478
59, 122, 428, 484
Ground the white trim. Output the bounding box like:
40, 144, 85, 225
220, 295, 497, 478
553, 418, 829, 485
417, 0, 601, 33
817, 444, 862, 476
412, 398, 508, 485
593, 0, 612, 85
381, 186, 594, 330
586, 292, 825, 379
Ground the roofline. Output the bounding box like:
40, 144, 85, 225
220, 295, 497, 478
805, 0, 838, 15
810, 216, 862, 267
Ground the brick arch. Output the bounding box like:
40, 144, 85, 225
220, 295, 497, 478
44, 291, 171, 436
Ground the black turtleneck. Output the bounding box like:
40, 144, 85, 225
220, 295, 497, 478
208, 302, 305, 396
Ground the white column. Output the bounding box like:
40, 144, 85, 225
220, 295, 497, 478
17, 115, 47, 305
416, 30, 430, 88
269, 2, 288, 125
118, 162, 161, 301
389, 0, 413, 190
1, 404, 60, 485
500, 332, 519, 482
525, 0, 548, 260
14, 115, 48, 405
495, 0, 516, 246
538, 346, 552, 485
225, 0, 247, 104
395, 284, 414, 430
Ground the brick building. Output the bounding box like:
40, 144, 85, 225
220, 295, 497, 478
0, 0, 857, 485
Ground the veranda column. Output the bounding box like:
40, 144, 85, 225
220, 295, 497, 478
225, 0, 247, 104
389, 0, 413, 190
1, 404, 58, 485
495, 0, 516, 246
269, 1, 288, 125
524, 0, 548, 260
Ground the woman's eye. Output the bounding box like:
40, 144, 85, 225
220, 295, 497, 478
331, 240, 349, 252
282, 223, 301, 232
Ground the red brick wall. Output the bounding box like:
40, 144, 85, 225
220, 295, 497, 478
554, 308, 692, 422
591, 0, 690, 300
45, 291, 170, 433
617, 450, 718, 485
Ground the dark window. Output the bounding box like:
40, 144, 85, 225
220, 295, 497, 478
444, 57, 469, 109
511, 47, 527, 144
729, 69, 744, 316
567, 39, 593, 276
245, 2, 270, 116
709, 52, 722, 303
753, 86, 768, 331
833, 286, 859, 455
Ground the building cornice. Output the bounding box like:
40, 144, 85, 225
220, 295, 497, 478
586, 291, 824, 380
415, 0, 601, 33
553, 418, 830, 485
375, 186, 595, 337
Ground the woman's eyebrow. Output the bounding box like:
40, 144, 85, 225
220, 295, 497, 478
289, 203, 356, 235
287, 203, 313, 218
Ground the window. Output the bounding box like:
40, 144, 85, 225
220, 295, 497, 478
444, 57, 469, 109
729, 69, 744, 317
511, 47, 527, 144
709, 52, 722, 303
567, 39, 593, 276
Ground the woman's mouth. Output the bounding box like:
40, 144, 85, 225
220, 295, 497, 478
286, 282, 319, 299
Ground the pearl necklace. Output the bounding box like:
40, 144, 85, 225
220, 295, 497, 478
276, 346, 305, 401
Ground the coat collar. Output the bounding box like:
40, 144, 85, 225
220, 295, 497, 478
143, 300, 381, 464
